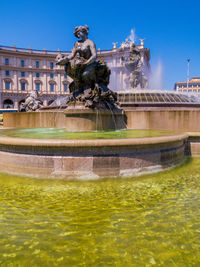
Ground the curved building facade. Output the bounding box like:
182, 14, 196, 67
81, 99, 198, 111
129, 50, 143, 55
0, 42, 150, 109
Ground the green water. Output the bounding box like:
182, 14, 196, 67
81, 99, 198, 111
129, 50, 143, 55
0, 128, 177, 140
0, 158, 200, 266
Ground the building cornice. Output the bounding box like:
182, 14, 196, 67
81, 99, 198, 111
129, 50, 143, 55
0, 65, 65, 73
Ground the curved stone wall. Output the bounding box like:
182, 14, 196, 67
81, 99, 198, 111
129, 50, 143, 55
0, 133, 188, 179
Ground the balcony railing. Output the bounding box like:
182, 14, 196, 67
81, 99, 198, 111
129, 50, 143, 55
0, 45, 113, 55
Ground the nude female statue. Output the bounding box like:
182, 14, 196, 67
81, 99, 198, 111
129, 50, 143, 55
56, 25, 118, 109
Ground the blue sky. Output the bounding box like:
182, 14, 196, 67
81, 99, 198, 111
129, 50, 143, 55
1, 0, 200, 90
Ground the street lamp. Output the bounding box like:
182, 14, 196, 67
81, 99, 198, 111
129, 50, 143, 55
187, 59, 190, 89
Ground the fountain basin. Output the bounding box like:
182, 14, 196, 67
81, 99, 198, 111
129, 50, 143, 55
3, 109, 126, 131
0, 133, 187, 179
4, 108, 200, 132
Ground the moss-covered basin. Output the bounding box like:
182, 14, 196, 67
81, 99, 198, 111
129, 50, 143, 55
0, 128, 178, 140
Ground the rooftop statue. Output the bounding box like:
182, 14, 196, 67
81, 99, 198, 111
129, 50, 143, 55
56, 25, 119, 110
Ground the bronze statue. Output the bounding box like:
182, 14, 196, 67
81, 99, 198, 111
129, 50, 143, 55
56, 25, 119, 110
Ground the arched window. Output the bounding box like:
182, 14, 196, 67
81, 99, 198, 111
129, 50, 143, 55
4, 78, 12, 90
62, 81, 69, 92
3, 99, 14, 109
5, 81, 10, 90
49, 81, 56, 92
36, 83, 40, 91
20, 79, 28, 91
50, 84, 54, 92
19, 99, 25, 106
34, 80, 42, 91
21, 82, 26, 91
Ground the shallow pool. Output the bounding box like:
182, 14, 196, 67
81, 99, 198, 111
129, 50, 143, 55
0, 158, 200, 266
0, 128, 177, 140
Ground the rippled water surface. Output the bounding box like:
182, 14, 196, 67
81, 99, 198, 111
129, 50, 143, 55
0, 158, 200, 266
0, 128, 177, 140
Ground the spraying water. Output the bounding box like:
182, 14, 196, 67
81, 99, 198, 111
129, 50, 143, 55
149, 60, 163, 90
128, 29, 136, 43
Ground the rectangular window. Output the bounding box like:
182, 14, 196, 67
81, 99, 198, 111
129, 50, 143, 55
5, 81, 10, 90
21, 82, 26, 91
21, 72, 25, 77
64, 84, 68, 92
36, 61, 40, 68
50, 62, 54, 69
50, 73, 54, 79
21, 60, 25, 67
5, 70, 10, 76
36, 83, 40, 91
5, 58, 9, 65
36, 73, 40, 78
50, 84, 54, 92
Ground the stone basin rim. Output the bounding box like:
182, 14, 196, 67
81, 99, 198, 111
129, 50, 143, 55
64, 109, 124, 115
0, 133, 188, 147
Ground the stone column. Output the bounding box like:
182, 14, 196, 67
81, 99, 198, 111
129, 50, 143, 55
13, 71, 18, 93
46, 72, 48, 94
14, 100, 18, 109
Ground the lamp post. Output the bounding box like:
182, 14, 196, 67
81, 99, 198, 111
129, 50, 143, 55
187, 59, 190, 90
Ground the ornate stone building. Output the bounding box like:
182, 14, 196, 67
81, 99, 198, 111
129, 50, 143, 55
174, 77, 200, 94
0, 41, 150, 109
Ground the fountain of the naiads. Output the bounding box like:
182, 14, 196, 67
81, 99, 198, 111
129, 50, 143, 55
1, 26, 200, 267
1, 25, 188, 179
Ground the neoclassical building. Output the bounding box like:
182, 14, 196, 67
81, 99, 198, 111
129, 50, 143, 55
174, 77, 200, 94
0, 41, 150, 109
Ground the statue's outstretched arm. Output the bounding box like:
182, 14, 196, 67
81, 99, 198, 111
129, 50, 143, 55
56, 42, 78, 65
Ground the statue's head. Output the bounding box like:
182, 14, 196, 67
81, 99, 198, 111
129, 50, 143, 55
74, 25, 89, 39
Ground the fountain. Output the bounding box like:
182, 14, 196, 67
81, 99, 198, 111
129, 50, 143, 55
0, 26, 189, 179
0, 27, 200, 267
